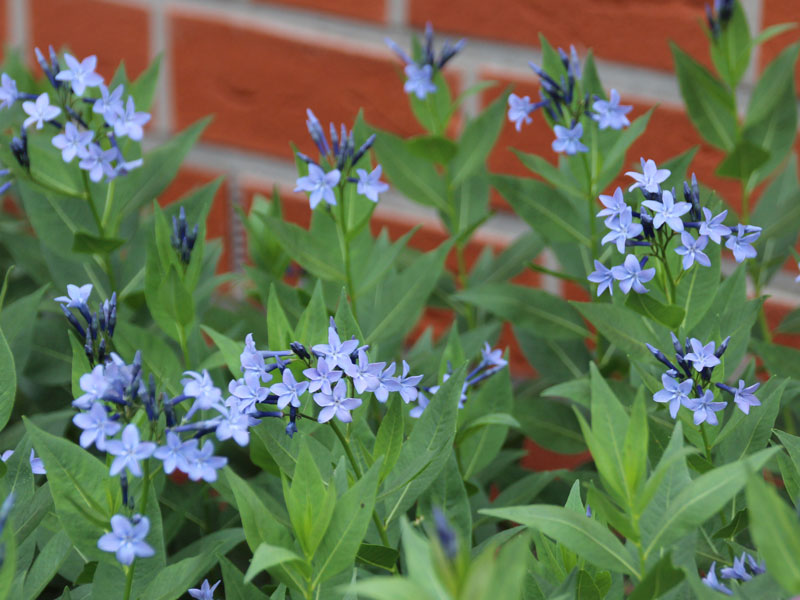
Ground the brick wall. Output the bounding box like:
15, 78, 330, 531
8, 0, 800, 315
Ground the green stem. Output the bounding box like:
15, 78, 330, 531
334, 190, 357, 318
123, 566, 134, 600
177, 324, 190, 368
82, 170, 103, 234
30, 173, 88, 201
456, 243, 476, 329
528, 261, 585, 283
700, 423, 712, 463
124, 461, 152, 600
101, 178, 116, 231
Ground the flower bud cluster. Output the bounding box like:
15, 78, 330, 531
170, 206, 199, 264
55, 283, 116, 365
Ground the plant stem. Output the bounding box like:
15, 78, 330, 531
101, 178, 116, 231
334, 190, 357, 318
528, 261, 585, 283
177, 324, 191, 368
124, 461, 152, 600
81, 170, 118, 291
700, 423, 712, 462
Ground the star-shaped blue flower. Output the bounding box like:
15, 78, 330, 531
404, 63, 437, 99
355, 165, 389, 203
552, 122, 588, 155
591, 89, 632, 130
641, 190, 691, 232
97, 514, 154, 566
675, 231, 711, 270
55, 53, 104, 95
626, 158, 670, 194
507, 93, 535, 131
725, 224, 760, 262
587, 260, 615, 296
683, 390, 727, 426
596, 187, 628, 221
698, 207, 730, 244
294, 163, 341, 209
653, 374, 692, 419
702, 562, 733, 595
601, 207, 643, 254
684, 338, 721, 371
610, 254, 655, 294
732, 380, 760, 415
106, 424, 156, 477
22, 93, 61, 130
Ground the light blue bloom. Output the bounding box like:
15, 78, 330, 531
610, 254, 655, 294
732, 380, 760, 415
112, 96, 151, 141
270, 369, 309, 410
372, 362, 402, 403
355, 165, 389, 203
746, 553, 766, 575
184, 440, 227, 483
683, 390, 726, 426
725, 224, 760, 262
601, 207, 643, 254
227, 371, 267, 414
153, 432, 196, 475
481, 342, 507, 369
398, 360, 423, 404
312, 320, 358, 370
22, 92, 61, 129
51, 121, 93, 163
98, 514, 154, 566
72, 403, 121, 450
404, 63, 436, 99
182, 370, 223, 420
214, 404, 259, 447
79, 143, 117, 183
626, 158, 670, 194
345, 349, 384, 394
294, 163, 341, 209
702, 562, 733, 596
699, 207, 730, 244
591, 89, 632, 130
653, 374, 692, 419
55, 283, 93, 309
641, 190, 691, 232
29, 449, 45, 475
93, 83, 124, 122
0, 74, 18, 110
314, 379, 362, 423
507, 93, 535, 131
409, 391, 429, 418
189, 579, 221, 600
675, 231, 711, 270
587, 260, 615, 296
303, 358, 343, 395
596, 187, 628, 221
74, 364, 109, 409
239, 333, 272, 381
55, 53, 103, 95
106, 424, 156, 477
720, 553, 752, 581
684, 338, 721, 371
552, 122, 588, 155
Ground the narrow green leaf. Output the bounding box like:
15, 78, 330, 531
0, 329, 15, 432
373, 397, 404, 483
244, 543, 305, 584
71, 231, 126, 254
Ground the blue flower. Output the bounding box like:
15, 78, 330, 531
641, 190, 691, 232
702, 562, 733, 596
303, 358, 343, 395
227, 371, 267, 414
591, 89, 632, 130
409, 391, 429, 418
746, 553, 766, 575
355, 165, 389, 203
29, 449, 45, 475
74, 365, 109, 409
55, 53, 104, 95
270, 369, 309, 410
610, 254, 655, 294
153, 432, 196, 475
239, 333, 273, 382
587, 260, 615, 296
720, 553, 752, 581
22, 93, 61, 130
725, 224, 760, 262
371, 362, 402, 403
111, 96, 151, 141
675, 232, 711, 270
596, 187, 628, 221
214, 404, 259, 447
684, 338, 721, 371
683, 390, 727, 426
51, 121, 93, 163
653, 374, 692, 419
55, 283, 93, 309
294, 163, 341, 210
98, 515, 154, 566
698, 207, 730, 244
93, 83, 125, 122
732, 380, 760, 415
397, 360, 423, 404
314, 379, 362, 423
312, 320, 358, 370
551, 122, 588, 155
79, 143, 117, 183
184, 440, 227, 483
72, 403, 121, 450
481, 342, 507, 369
345, 349, 384, 394
106, 424, 156, 477
404, 63, 437, 99
601, 207, 643, 254
181, 370, 223, 420
507, 93, 535, 131
0, 74, 18, 110
189, 579, 221, 600
626, 158, 670, 194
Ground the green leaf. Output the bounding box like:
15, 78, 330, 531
24, 418, 118, 563
312, 460, 382, 586
0, 329, 15, 432
161, 266, 194, 328
263, 216, 345, 282
267, 284, 295, 350
746, 475, 800, 594
449, 91, 508, 187
715, 139, 770, 179
572, 302, 670, 358
512, 149, 585, 199
0, 285, 47, 378
456, 412, 520, 443
356, 543, 400, 573
0, 267, 13, 314
628, 553, 684, 600
373, 397, 404, 483
71, 231, 126, 254
671, 43, 737, 150
244, 543, 305, 584
623, 393, 648, 501
709, 1, 751, 88
22, 530, 72, 600
625, 294, 685, 330
140, 551, 229, 600
717, 378, 786, 461
480, 505, 640, 576
294, 280, 329, 345
457, 283, 590, 340
405, 135, 458, 164
220, 556, 269, 600
675, 241, 720, 330
200, 325, 243, 378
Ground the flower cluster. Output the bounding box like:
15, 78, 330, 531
294, 110, 388, 210
508, 45, 632, 154
588, 159, 761, 296
55, 283, 116, 365
706, 0, 736, 40
410, 343, 507, 418
386, 22, 465, 100
703, 553, 766, 596
170, 206, 199, 264
646, 333, 760, 426
1, 47, 149, 181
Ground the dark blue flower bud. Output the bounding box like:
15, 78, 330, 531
285, 405, 298, 438
120, 472, 129, 508
60, 304, 86, 338
715, 336, 731, 358
164, 393, 176, 427
290, 341, 310, 361
433, 507, 458, 560
10, 128, 28, 170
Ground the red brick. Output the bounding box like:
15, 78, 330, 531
759, 0, 800, 94
160, 167, 232, 272
521, 438, 591, 471
170, 10, 459, 159
411, 0, 710, 72
30, 0, 151, 80
764, 299, 800, 349
252, 0, 386, 24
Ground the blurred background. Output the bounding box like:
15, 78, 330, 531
6, 0, 799, 319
